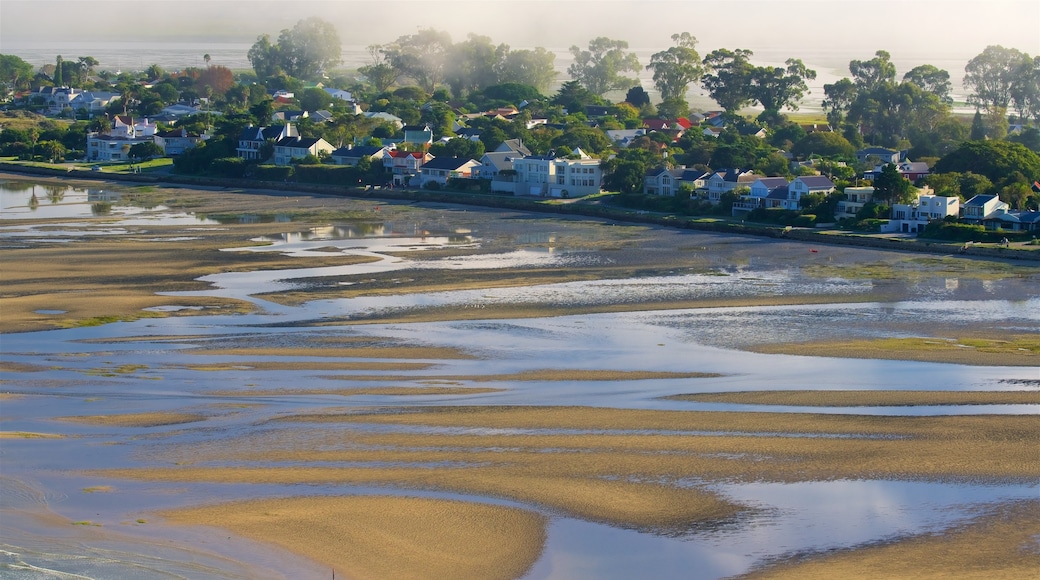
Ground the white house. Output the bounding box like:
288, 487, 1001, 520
784, 176, 836, 210
512, 155, 602, 198
384, 150, 432, 186
733, 177, 789, 213
153, 128, 207, 156
273, 136, 334, 165
886, 193, 960, 233
236, 124, 297, 161
962, 194, 1009, 224
704, 168, 757, 203
418, 157, 480, 188
836, 186, 875, 220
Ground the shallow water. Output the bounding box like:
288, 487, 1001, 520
2, 178, 1039, 579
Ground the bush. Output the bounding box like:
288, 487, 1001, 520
211, 157, 248, 178
294, 164, 357, 185
252, 164, 294, 182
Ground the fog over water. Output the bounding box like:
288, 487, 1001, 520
3, 1, 1038, 97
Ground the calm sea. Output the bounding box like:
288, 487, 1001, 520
1, 39, 978, 110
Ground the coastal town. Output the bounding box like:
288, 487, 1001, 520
2, 22, 1039, 245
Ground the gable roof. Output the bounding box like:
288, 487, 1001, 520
422, 156, 477, 171
794, 176, 835, 189
497, 139, 532, 156
331, 145, 385, 158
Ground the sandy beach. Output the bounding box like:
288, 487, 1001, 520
2, 173, 1038, 579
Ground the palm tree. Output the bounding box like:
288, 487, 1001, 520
204, 53, 211, 66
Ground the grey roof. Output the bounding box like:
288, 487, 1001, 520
480, 151, 518, 172
964, 194, 999, 207
276, 136, 322, 148
796, 176, 835, 189
766, 187, 790, 200
497, 139, 532, 156
422, 157, 477, 170
756, 177, 790, 190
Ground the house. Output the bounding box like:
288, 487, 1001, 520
309, 110, 334, 124
836, 186, 875, 220
362, 111, 405, 129
644, 167, 686, 196
273, 136, 334, 165
153, 128, 207, 156
159, 103, 202, 120
606, 128, 647, 147
475, 151, 519, 180
384, 150, 432, 186
418, 157, 480, 188
961, 194, 1009, 224
886, 194, 960, 234
402, 124, 434, 146
86, 133, 152, 161
980, 209, 1040, 232
111, 116, 156, 138
784, 176, 836, 210
704, 168, 757, 203
237, 124, 297, 161
856, 147, 901, 164
324, 88, 353, 102
738, 126, 767, 139
272, 110, 307, 122
512, 154, 602, 198
733, 177, 789, 213
496, 139, 531, 157
330, 145, 389, 167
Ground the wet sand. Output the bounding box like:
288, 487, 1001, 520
4, 174, 1040, 578
666, 390, 1040, 406
739, 499, 1040, 579
161, 496, 547, 580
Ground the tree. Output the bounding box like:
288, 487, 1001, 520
625, 86, 651, 107
128, 141, 164, 161
385, 28, 453, 93
358, 45, 402, 93
552, 80, 602, 113
963, 45, 1029, 113
646, 33, 703, 102
656, 97, 690, 120
248, 34, 282, 79
791, 132, 856, 159
54, 55, 63, 86
567, 37, 641, 96
300, 87, 333, 112
495, 47, 556, 92
445, 33, 506, 96
934, 140, 1040, 187
850, 50, 897, 91
701, 48, 756, 112
276, 17, 342, 80
430, 137, 485, 159
1010, 56, 1040, 123
204, 53, 211, 66
902, 64, 953, 104
750, 58, 816, 119
872, 163, 913, 204
0, 54, 35, 90
196, 65, 234, 99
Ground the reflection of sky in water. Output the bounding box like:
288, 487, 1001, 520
0, 181, 218, 227
526, 480, 1039, 580
5, 184, 1040, 579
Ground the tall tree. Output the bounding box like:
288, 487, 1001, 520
701, 48, 756, 112
750, 58, 816, 118
248, 34, 282, 79
849, 50, 896, 91
385, 28, 453, 93
902, 64, 953, 104
445, 33, 507, 96
54, 55, 63, 86
495, 47, 557, 93
872, 163, 913, 204
276, 17, 342, 80
0, 54, 35, 90
358, 44, 402, 93
646, 33, 703, 102
1010, 55, 1040, 123
567, 37, 641, 96
963, 45, 1029, 113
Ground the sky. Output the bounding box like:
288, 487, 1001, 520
2, 0, 1038, 61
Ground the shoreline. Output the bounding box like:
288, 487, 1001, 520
4, 165, 1038, 263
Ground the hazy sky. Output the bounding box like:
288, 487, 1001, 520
2, 0, 1038, 62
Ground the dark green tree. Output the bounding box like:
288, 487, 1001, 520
872, 163, 913, 204
646, 33, 703, 102
934, 140, 1040, 186
701, 48, 755, 112
963, 45, 1029, 113
970, 110, 987, 140
54, 55, 63, 86
128, 141, 164, 161
0, 54, 35, 90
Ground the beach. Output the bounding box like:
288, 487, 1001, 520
1, 174, 1038, 579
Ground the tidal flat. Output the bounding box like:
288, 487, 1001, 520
1, 175, 1038, 579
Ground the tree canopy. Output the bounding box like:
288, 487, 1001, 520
248, 17, 342, 81
646, 33, 703, 102
568, 37, 642, 96
934, 140, 1040, 187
